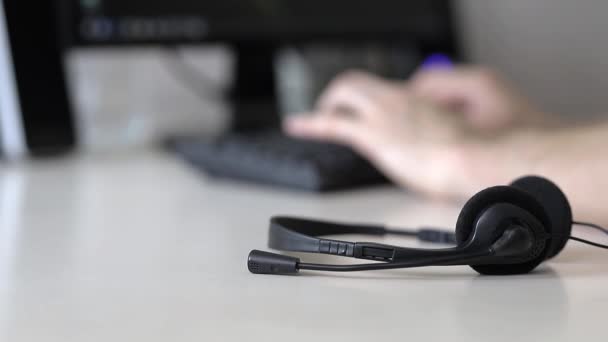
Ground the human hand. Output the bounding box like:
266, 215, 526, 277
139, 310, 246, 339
284, 69, 542, 198
409, 66, 549, 131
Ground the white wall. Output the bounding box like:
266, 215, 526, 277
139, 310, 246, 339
66, 47, 232, 150
456, 0, 608, 118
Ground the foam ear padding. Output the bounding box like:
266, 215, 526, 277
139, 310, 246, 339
455, 186, 553, 275
510, 176, 572, 258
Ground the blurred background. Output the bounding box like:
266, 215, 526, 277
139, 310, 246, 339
458, 0, 608, 119
63, 0, 608, 151
2, 0, 608, 191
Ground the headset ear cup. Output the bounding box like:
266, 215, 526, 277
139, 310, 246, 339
510, 176, 572, 259
455, 186, 553, 275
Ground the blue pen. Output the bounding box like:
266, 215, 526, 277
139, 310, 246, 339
421, 53, 454, 70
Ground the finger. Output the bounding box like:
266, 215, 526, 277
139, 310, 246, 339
409, 67, 498, 108
316, 71, 390, 119
283, 113, 366, 147
316, 83, 376, 118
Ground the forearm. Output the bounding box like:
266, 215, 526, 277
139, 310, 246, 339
529, 123, 608, 224
467, 122, 608, 225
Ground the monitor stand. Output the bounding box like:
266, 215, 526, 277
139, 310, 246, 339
229, 43, 281, 132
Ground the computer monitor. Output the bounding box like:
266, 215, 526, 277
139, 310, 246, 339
62, 1, 457, 45
1, 0, 459, 156
63, 1, 459, 129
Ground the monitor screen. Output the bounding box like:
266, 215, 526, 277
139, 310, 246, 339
61, 0, 455, 46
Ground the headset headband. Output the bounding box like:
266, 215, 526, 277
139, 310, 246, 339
269, 216, 467, 263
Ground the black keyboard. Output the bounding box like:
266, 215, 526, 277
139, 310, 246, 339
169, 131, 388, 191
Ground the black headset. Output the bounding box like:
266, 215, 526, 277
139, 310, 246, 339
248, 176, 608, 276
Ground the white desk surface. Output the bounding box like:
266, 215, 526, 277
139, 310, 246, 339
0, 150, 606, 342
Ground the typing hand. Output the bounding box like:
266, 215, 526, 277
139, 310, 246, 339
410, 66, 549, 131
284, 68, 547, 198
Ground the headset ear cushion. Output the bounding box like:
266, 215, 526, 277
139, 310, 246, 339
455, 186, 553, 275
510, 176, 572, 258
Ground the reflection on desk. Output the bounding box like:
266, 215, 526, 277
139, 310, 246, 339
0, 150, 606, 342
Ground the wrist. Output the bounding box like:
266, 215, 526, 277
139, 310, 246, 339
456, 128, 554, 194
